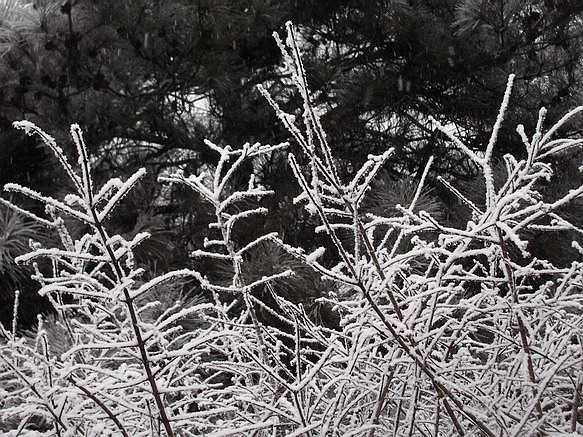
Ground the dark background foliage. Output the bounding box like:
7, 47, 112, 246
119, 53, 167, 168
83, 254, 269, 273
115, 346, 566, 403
1, 0, 582, 328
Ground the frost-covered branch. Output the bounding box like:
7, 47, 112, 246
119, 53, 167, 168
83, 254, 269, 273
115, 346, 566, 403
2, 22, 583, 437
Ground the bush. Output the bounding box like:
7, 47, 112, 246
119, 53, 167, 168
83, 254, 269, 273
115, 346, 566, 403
1, 22, 582, 436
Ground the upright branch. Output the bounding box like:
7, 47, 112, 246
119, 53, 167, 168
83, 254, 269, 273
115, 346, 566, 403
1, 122, 206, 436
1, 22, 582, 437
260, 22, 583, 436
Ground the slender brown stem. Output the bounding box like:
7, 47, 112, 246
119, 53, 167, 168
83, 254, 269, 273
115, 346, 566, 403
68, 375, 130, 437
358, 288, 496, 437
392, 375, 408, 437
292, 127, 495, 434
0, 353, 69, 433
406, 376, 420, 437
433, 400, 441, 436
80, 149, 174, 436
89, 207, 175, 437
218, 209, 272, 371
571, 372, 582, 432
366, 366, 394, 437
442, 398, 465, 436
292, 390, 308, 430
305, 152, 404, 321
496, 226, 543, 419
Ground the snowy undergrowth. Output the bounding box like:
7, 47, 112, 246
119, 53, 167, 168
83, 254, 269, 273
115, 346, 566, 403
1, 22, 582, 436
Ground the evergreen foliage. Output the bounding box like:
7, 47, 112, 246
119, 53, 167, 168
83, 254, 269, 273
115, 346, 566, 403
0, 2, 581, 329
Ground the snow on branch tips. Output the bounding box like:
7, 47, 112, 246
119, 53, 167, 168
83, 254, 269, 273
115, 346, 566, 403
255, 22, 583, 436
1, 124, 205, 437
2, 23, 583, 437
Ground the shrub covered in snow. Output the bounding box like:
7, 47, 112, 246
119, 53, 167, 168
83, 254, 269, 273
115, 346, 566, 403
1, 22, 582, 436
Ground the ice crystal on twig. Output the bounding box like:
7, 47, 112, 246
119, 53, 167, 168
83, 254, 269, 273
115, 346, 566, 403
2, 23, 583, 437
